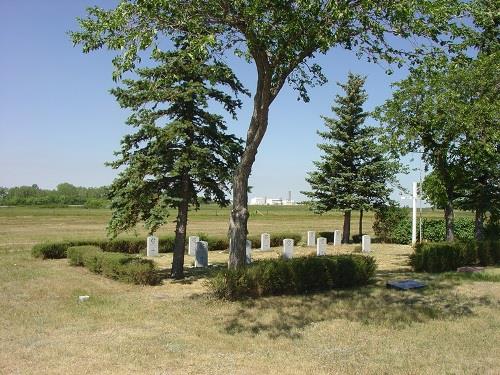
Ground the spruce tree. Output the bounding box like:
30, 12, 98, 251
303, 73, 400, 242
107, 39, 246, 279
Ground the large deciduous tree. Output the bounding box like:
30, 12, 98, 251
71, 0, 464, 268
303, 73, 401, 243
376, 0, 499, 242
107, 42, 245, 279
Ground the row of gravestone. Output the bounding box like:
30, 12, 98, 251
146, 231, 371, 268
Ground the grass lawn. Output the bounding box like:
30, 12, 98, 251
0, 206, 498, 374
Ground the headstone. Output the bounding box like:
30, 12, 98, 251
333, 230, 342, 246
188, 236, 199, 256
386, 280, 426, 290
362, 235, 371, 253
283, 239, 294, 259
147, 235, 159, 257
307, 231, 316, 246
316, 237, 327, 256
261, 233, 271, 251
195, 241, 208, 267
246, 240, 252, 264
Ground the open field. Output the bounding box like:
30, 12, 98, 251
0, 206, 498, 374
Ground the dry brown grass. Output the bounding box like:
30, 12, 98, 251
0, 207, 498, 375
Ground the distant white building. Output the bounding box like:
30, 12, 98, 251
249, 197, 296, 205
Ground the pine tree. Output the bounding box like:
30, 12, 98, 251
107, 39, 247, 279
303, 73, 401, 242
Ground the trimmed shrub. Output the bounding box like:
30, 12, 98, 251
248, 232, 303, 248
67, 245, 159, 285
373, 205, 409, 243
67, 245, 100, 266
32, 242, 68, 259
410, 240, 500, 273
208, 254, 376, 300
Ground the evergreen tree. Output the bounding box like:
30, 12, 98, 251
107, 39, 246, 279
303, 73, 401, 242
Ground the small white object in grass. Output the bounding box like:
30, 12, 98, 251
78, 295, 90, 302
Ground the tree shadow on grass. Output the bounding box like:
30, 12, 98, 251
223, 271, 498, 339
159, 262, 227, 285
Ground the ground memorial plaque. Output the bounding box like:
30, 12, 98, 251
283, 239, 294, 259
246, 240, 252, 264
386, 280, 426, 290
362, 235, 371, 253
195, 241, 208, 267
188, 236, 199, 256
333, 230, 342, 246
316, 237, 327, 256
307, 231, 316, 246
261, 233, 271, 251
147, 235, 159, 257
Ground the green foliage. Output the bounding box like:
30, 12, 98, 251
67, 246, 159, 285
0, 183, 108, 207
208, 254, 376, 300
373, 208, 475, 244
410, 240, 500, 272
303, 74, 401, 216
372, 206, 410, 243
32, 242, 68, 259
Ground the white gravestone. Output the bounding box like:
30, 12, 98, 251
195, 241, 208, 267
246, 240, 252, 264
307, 231, 316, 246
362, 235, 371, 253
147, 235, 159, 257
188, 236, 199, 256
333, 230, 342, 246
261, 233, 271, 251
283, 239, 294, 259
316, 237, 327, 256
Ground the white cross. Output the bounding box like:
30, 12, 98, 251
401, 182, 421, 246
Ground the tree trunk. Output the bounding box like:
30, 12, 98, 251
342, 210, 351, 244
228, 63, 272, 269
475, 209, 484, 241
444, 199, 455, 242
171, 173, 190, 279
358, 209, 363, 237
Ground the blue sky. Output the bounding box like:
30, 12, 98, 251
0, 1, 423, 203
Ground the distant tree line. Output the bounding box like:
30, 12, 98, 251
0, 183, 109, 207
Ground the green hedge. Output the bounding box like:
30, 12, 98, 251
208, 254, 376, 300
410, 240, 500, 273
374, 216, 476, 245
67, 246, 159, 285
33, 232, 304, 259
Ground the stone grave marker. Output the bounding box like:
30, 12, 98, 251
316, 237, 327, 256
147, 235, 159, 257
362, 235, 371, 253
333, 230, 342, 246
283, 239, 294, 259
307, 231, 316, 246
261, 233, 271, 251
246, 240, 252, 264
195, 241, 208, 267
188, 236, 199, 256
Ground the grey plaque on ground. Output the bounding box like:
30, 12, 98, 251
386, 280, 426, 290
